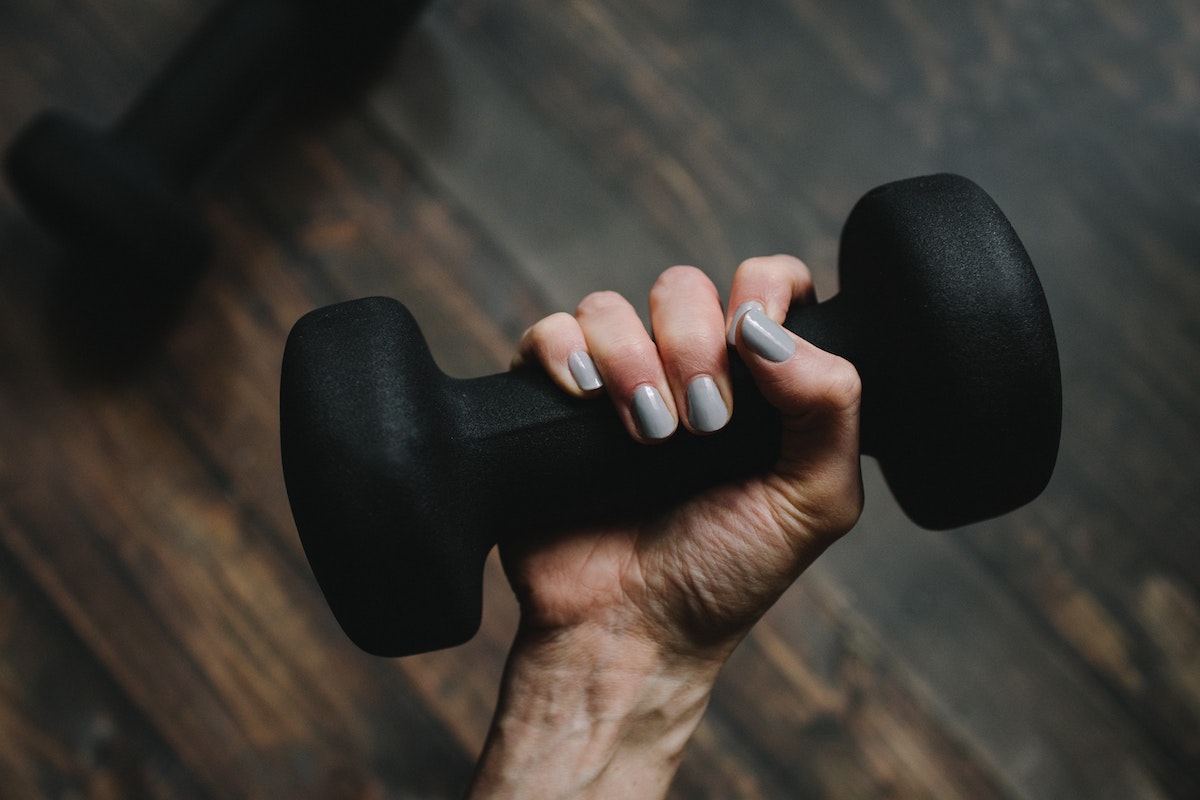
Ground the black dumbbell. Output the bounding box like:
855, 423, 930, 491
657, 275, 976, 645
4, 0, 427, 292
279, 174, 1063, 657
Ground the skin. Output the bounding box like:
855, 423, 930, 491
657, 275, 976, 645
467, 255, 864, 799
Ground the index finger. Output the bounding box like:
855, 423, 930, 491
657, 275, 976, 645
726, 255, 816, 344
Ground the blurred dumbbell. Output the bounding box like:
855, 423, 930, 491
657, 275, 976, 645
4, 0, 427, 294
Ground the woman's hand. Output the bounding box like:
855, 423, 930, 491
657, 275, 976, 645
468, 255, 863, 799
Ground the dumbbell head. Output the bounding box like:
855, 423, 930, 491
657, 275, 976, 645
830, 174, 1061, 529
280, 174, 1062, 657
4, 111, 211, 285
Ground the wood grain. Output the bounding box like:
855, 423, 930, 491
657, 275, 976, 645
1, 0, 1197, 797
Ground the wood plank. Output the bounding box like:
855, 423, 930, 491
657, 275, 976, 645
706, 580, 1013, 799
1, 0, 1198, 796
363, 10, 682, 318
0, 539, 208, 800
963, 490, 1200, 779
817, 479, 1191, 798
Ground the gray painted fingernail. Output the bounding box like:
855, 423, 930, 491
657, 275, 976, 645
632, 385, 675, 441
568, 350, 602, 391
727, 300, 764, 345
687, 376, 729, 433
740, 308, 795, 362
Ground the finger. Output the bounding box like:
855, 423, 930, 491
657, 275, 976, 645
513, 312, 603, 397
726, 254, 816, 345
576, 290, 677, 443
649, 266, 732, 434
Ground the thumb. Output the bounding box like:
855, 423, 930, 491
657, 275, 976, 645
734, 306, 864, 533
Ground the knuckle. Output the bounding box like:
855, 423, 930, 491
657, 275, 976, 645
612, 337, 660, 366
600, 339, 662, 392
738, 254, 814, 288
651, 264, 706, 294
523, 312, 573, 350
536, 311, 574, 334
658, 325, 723, 369
737, 255, 777, 273
650, 266, 716, 319
818, 357, 863, 412
576, 290, 628, 318
650, 266, 722, 345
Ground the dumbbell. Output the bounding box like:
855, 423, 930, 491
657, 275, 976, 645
279, 174, 1063, 657
4, 0, 427, 291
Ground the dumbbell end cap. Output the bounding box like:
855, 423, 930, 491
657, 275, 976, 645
281, 297, 491, 657
4, 111, 210, 286
839, 173, 1062, 530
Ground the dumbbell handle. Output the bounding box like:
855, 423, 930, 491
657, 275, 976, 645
114, 0, 427, 188
116, 0, 310, 187
448, 298, 860, 528
283, 291, 867, 559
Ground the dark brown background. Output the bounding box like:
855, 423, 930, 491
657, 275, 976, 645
2, 0, 1197, 797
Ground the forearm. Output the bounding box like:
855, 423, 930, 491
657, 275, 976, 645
466, 622, 723, 799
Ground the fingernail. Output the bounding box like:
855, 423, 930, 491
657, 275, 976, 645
740, 308, 795, 362
687, 376, 729, 433
631, 385, 675, 441
727, 300, 764, 346
568, 349, 602, 391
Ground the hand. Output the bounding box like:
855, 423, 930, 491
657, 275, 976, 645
505, 255, 863, 658
468, 256, 863, 799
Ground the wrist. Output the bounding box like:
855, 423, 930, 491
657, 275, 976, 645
467, 621, 723, 799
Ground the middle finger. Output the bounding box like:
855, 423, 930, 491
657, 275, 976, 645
650, 266, 732, 435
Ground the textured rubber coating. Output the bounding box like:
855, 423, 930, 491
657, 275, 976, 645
280, 174, 1062, 656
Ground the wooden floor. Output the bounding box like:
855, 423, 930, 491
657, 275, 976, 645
2, 1, 1198, 797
